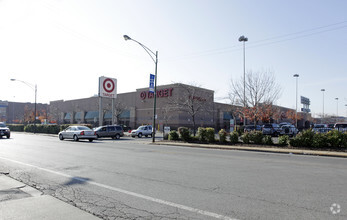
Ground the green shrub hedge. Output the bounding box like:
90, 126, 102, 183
7, 124, 25, 132
278, 135, 289, 146
168, 130, 179, 141
206, 127, 215, 143
8, 124, 93, 134
263, 135, 274, 145
230, 131, 239, 144
249, 131, 264, 144
312, 133, 328, 148
241, 132, 251, 144
218, 129, 227, 143
197, 127, 207, 142
178, 127, 191, 142
290, 129, 347, 148
24, 124, 60, 134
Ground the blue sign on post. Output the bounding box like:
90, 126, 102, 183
149, 74, 155, 93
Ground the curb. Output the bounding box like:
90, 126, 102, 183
153, 141, 347, 158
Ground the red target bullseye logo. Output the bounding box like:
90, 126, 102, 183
103, 78, 115, 93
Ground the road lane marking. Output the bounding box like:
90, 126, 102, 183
0, 156, 238, 220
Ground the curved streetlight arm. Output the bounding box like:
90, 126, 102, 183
10, 79, 36, 91
123, 35, 157, 63
10, 78, 38, 133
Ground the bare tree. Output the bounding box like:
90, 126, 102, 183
103, 99, 127, 125
114, 100, 127, 124
229, 70, 282, 125
168, 83, 213, 135
161, 104, 174, 129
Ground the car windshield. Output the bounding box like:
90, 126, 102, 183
137, 126, 146, 130
77, 126, 91, 130
0, 123, 6, 128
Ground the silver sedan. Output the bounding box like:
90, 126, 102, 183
58, 126, 97, 142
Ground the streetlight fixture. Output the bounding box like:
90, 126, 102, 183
321, 89, 325, 122
124, 35, 158, 143
335, 97, 339, 116
10, 79, 37, 133
293, 74, 299, 127
239, 35, 248, 126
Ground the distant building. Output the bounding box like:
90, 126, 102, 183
3, 83, 314, 130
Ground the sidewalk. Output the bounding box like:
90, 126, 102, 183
154, 141, 347, 158
0, 174, 100, 220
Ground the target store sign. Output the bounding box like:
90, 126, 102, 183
99, 76, 117, 98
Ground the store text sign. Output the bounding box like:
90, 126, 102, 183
140, 88, 173, 100
99, 76, 117, 98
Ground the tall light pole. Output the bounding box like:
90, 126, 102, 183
10, 79, 37, 133
321, 89, 325, 123
239, 35, 248, 126
335, 98, 339, 116
12, 96, 15, 123
124, 35, 158, 143
293, 74, 299, 127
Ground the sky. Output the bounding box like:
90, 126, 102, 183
0, 0, 346, 117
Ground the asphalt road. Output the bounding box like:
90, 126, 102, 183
0, 133, 346, 220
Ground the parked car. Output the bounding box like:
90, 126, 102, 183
312, 124, 331, 133
244, 125, 262, 132
262, 123, 281, 136
0, 122, 10, 139
58, 126, 97, 142
334, 123, 347, 132
279, 124, 298, 137
131, 125, 153, 138
279, 122, 292, 127
94, 125, 124, 139
328, 124, 335, 129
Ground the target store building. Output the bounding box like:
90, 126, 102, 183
48, 83, 236, 131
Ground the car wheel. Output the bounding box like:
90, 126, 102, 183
115, 134, 120, 139
73, 135, 79, 141
138, 133, 142, 138
59, 134, 64, 140
89, 139, 93, 142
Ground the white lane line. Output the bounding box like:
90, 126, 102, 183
0, 156, 238, 220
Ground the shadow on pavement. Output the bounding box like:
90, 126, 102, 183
64, 177, 91, 186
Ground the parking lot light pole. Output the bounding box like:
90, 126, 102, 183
239, 35, 248, 126
123, 35, 158, 143
10, 79, 37, 133
293, 74, 299, 128
335, 98, 339, 116
321, 89, 325, 123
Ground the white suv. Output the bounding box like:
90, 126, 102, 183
131, 125, 153, 138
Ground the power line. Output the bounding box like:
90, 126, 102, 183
164, 21, 347, 62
